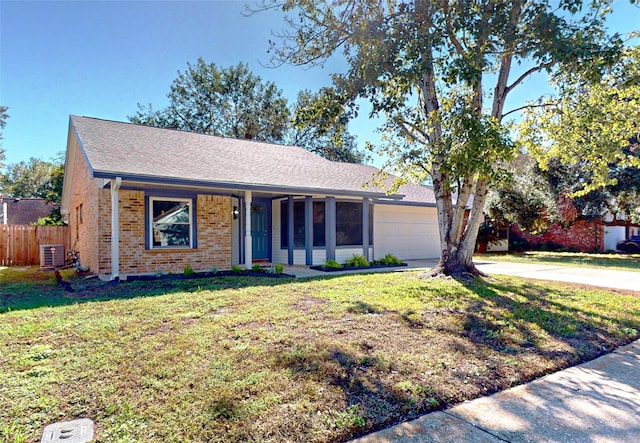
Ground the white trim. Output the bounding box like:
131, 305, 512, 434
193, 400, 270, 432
244, 190, 253, 269
148, 196, 194, 249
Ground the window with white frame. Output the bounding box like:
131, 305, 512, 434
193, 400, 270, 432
150, 198, 193, 248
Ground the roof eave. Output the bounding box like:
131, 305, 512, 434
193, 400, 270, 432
92, 170, 405, 200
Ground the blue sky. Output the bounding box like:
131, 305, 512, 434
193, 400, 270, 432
1, 0, 638, 168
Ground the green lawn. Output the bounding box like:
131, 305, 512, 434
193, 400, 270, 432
480, 250, 640, 272
1, 267, 639, 442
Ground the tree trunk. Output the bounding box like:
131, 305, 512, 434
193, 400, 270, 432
428, 245, 485, 280
428, 178, 490, 280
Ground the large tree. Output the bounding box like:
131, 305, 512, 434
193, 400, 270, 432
257, 0, 632, 277
130, 60, 365, 162
130, 59, 291, 143
485, 154, 557, 233
289, 89, 366, 163
0, 157, 56, 199
521, 46, 640, 222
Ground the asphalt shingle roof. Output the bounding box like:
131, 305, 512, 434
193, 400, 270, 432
70, 115, 435, 205
0, 198, 56, 224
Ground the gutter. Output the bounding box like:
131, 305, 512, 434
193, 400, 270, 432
92, 171, 404, 201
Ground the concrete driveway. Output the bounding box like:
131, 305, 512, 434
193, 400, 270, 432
473, 260, 640, 292
286, 259, 640, 293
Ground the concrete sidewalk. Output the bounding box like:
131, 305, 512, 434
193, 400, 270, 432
352, 339, 640, 442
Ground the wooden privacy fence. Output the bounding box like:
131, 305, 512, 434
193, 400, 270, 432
0, 225, 70, 266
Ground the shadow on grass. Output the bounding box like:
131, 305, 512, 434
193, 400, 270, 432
270, 276, 640, 441
272, 344, 428, 441
0, 271, 298, 313
463, 278, 640, 365
0, 266, 414, 314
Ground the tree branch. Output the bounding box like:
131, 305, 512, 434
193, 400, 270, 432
502, 101, 557, 119
397, 119, 428, 145
505, 62, 554, 95
443, 1, 466, 56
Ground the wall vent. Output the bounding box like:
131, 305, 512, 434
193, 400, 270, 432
40, 245, 65, 268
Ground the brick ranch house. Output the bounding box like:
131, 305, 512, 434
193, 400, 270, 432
61, 116, 441, 280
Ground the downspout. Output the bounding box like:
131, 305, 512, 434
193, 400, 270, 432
111, 177, 122, 281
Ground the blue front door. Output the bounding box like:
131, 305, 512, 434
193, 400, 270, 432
251, 201, 269, 260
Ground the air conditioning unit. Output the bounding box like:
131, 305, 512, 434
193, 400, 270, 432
40, 244, 65, 268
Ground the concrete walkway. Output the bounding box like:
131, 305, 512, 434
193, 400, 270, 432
343, 260, 640, 442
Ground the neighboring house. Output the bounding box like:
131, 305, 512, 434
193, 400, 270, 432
510, 219, 640, 253
602, 223, 640, 251
511, 220, 605, 252
0, 195, 56, 225
61, 116, 440, 280
601, 212, 640, 251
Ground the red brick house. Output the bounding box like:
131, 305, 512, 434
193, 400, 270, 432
511, 220, 605, 252
510, 220, 640, 253
61, 116, 441, 280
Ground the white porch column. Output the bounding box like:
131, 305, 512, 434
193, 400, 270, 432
244, 190, 253, 269
110, 177, 122, 281
362, 197, 370, 261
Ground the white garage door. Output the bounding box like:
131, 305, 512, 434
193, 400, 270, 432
374, 204, 440, 260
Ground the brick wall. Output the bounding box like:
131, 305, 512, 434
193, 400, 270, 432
68, 137, 233, 278
97, 189, 112, 274
512, 220, 605, 252
111, 191, 232, 277
68, 137, 101, 274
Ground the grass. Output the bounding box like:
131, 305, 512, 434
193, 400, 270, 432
480, 250, 640, 272
1, 267, 639, 442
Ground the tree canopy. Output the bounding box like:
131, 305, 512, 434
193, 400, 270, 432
129, 60, 364, 162
0, 157, 58, 199
257, 0, 635, 277
521, 46, 640, 197
493, 46, 640, 229
130, 59, 290, 142
289, 89, 366, 163
0, 154, 65, 225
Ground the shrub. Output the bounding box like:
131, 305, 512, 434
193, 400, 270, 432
183, 265, 194, 276
275, 263, 284, 274
379, 253, 402, 265
231, 265, 243, 273
322, 259, 343, 269
252, 264, 261, 272
346, 254, 369, 267
509, 232, 530, 252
